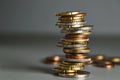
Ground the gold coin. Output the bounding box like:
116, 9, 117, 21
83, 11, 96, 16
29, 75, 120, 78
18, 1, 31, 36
111, 57, 120, 64
60, 66, 84, 70
56, 11, 86, 16
63, 48, 91, 53
56, 69, 76, 73
60, 64, 85, 68
59, 18, 84, 22
58, 17, 84, 22
60, 40, 88, 45
64, 47, 88, 50
62, 61, 85, 65
52, 67, 61, 73
94, 54, 105, 61
58, 24, 85, 28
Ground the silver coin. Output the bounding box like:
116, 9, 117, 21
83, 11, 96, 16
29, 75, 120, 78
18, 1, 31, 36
80, 27, 93, 31
56, 22, 86, 26
61, 57, 91, 62
76, 70, 90, 78
58, 71, 90, 78
61, 29, 85, 34
61, 26, 92, 32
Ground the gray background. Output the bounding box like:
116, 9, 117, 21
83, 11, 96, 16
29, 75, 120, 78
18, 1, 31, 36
0, 0, 120, 35
0, 0, 120, 80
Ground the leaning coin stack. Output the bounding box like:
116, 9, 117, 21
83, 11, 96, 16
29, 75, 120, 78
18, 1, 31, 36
53, 11, 93, 78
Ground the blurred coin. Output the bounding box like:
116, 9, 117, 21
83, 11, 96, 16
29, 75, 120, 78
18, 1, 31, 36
61, 26, 93, 31
44, 55, 61, 65
56, 22, 86, 26
63, 48, 91, 53
44, 60, 60, 65
65, 34, 88, 39
111, 57, 120, 64
56, 11, 86, 16
60, 40, 88, 45
62, 38, 89, 42
52, 67, 61, 73
62, 57, 91, 62
76, 70, 90, 78
58, 19, 84, 23
94, 54, 105, 61
62, 61, 85, 66
58, 24, 85, 28
61, 29, 92, 35
46, 55, 61, 62
58, 16, 85, 20
95, 60, 114, 69
57, 43, 87, 48
65, 53, 88, 59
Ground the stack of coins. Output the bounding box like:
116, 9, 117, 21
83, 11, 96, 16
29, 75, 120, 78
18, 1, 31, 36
53, 11, 93, 78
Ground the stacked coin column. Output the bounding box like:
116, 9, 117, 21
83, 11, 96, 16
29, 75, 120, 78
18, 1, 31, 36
53, 11, 93, 78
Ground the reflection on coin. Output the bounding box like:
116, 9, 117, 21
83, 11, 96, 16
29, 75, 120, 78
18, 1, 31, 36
56, 11, 86, 16
62, 57, 91, 62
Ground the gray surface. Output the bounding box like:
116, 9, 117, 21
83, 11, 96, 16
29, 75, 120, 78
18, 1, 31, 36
0, 0, 120, 35
0, 34, 120, 80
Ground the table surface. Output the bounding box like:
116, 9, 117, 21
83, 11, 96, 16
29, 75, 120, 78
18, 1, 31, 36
0, 34, 120, 80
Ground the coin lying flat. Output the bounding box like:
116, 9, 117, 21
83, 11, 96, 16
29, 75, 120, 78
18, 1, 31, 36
62, 57, 91, 62
60, 40, 88, 45
57, 43, 87, 48
56, 22, 86, 26
63, 48, 91, 53
58, 70, 90, 78
65, 53, 88, 59
62, 38, 89, 42
56, 11, 86, 16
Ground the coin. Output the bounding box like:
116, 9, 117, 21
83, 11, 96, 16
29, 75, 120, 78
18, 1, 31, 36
56, 22, 86, 26
65, 34, 88, 39
60, 66, 85, 70
58, 18, 84, 23
111, 57, 120, 64
95, 60, 114, 69
46, 55, 61, 62
61, 25, 93, 31
57, 43, 87, 48
56, 11, 86, 16
44, 55, 61, 65
58, 24, 85, 28
61, 29, 92, 35
62, 38, 89, 42
60, 40, 88, 45
58, 16, 85, 22
65, 53, 88, 59
62, 57, 91, 62
59, 16, 84, 20
62, 61, 85, 66
76, 70, 90, 78
60, 63, 85, 67
52, 67, 61, 73
63, 47, 91, 53
94, 54, 105, 61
